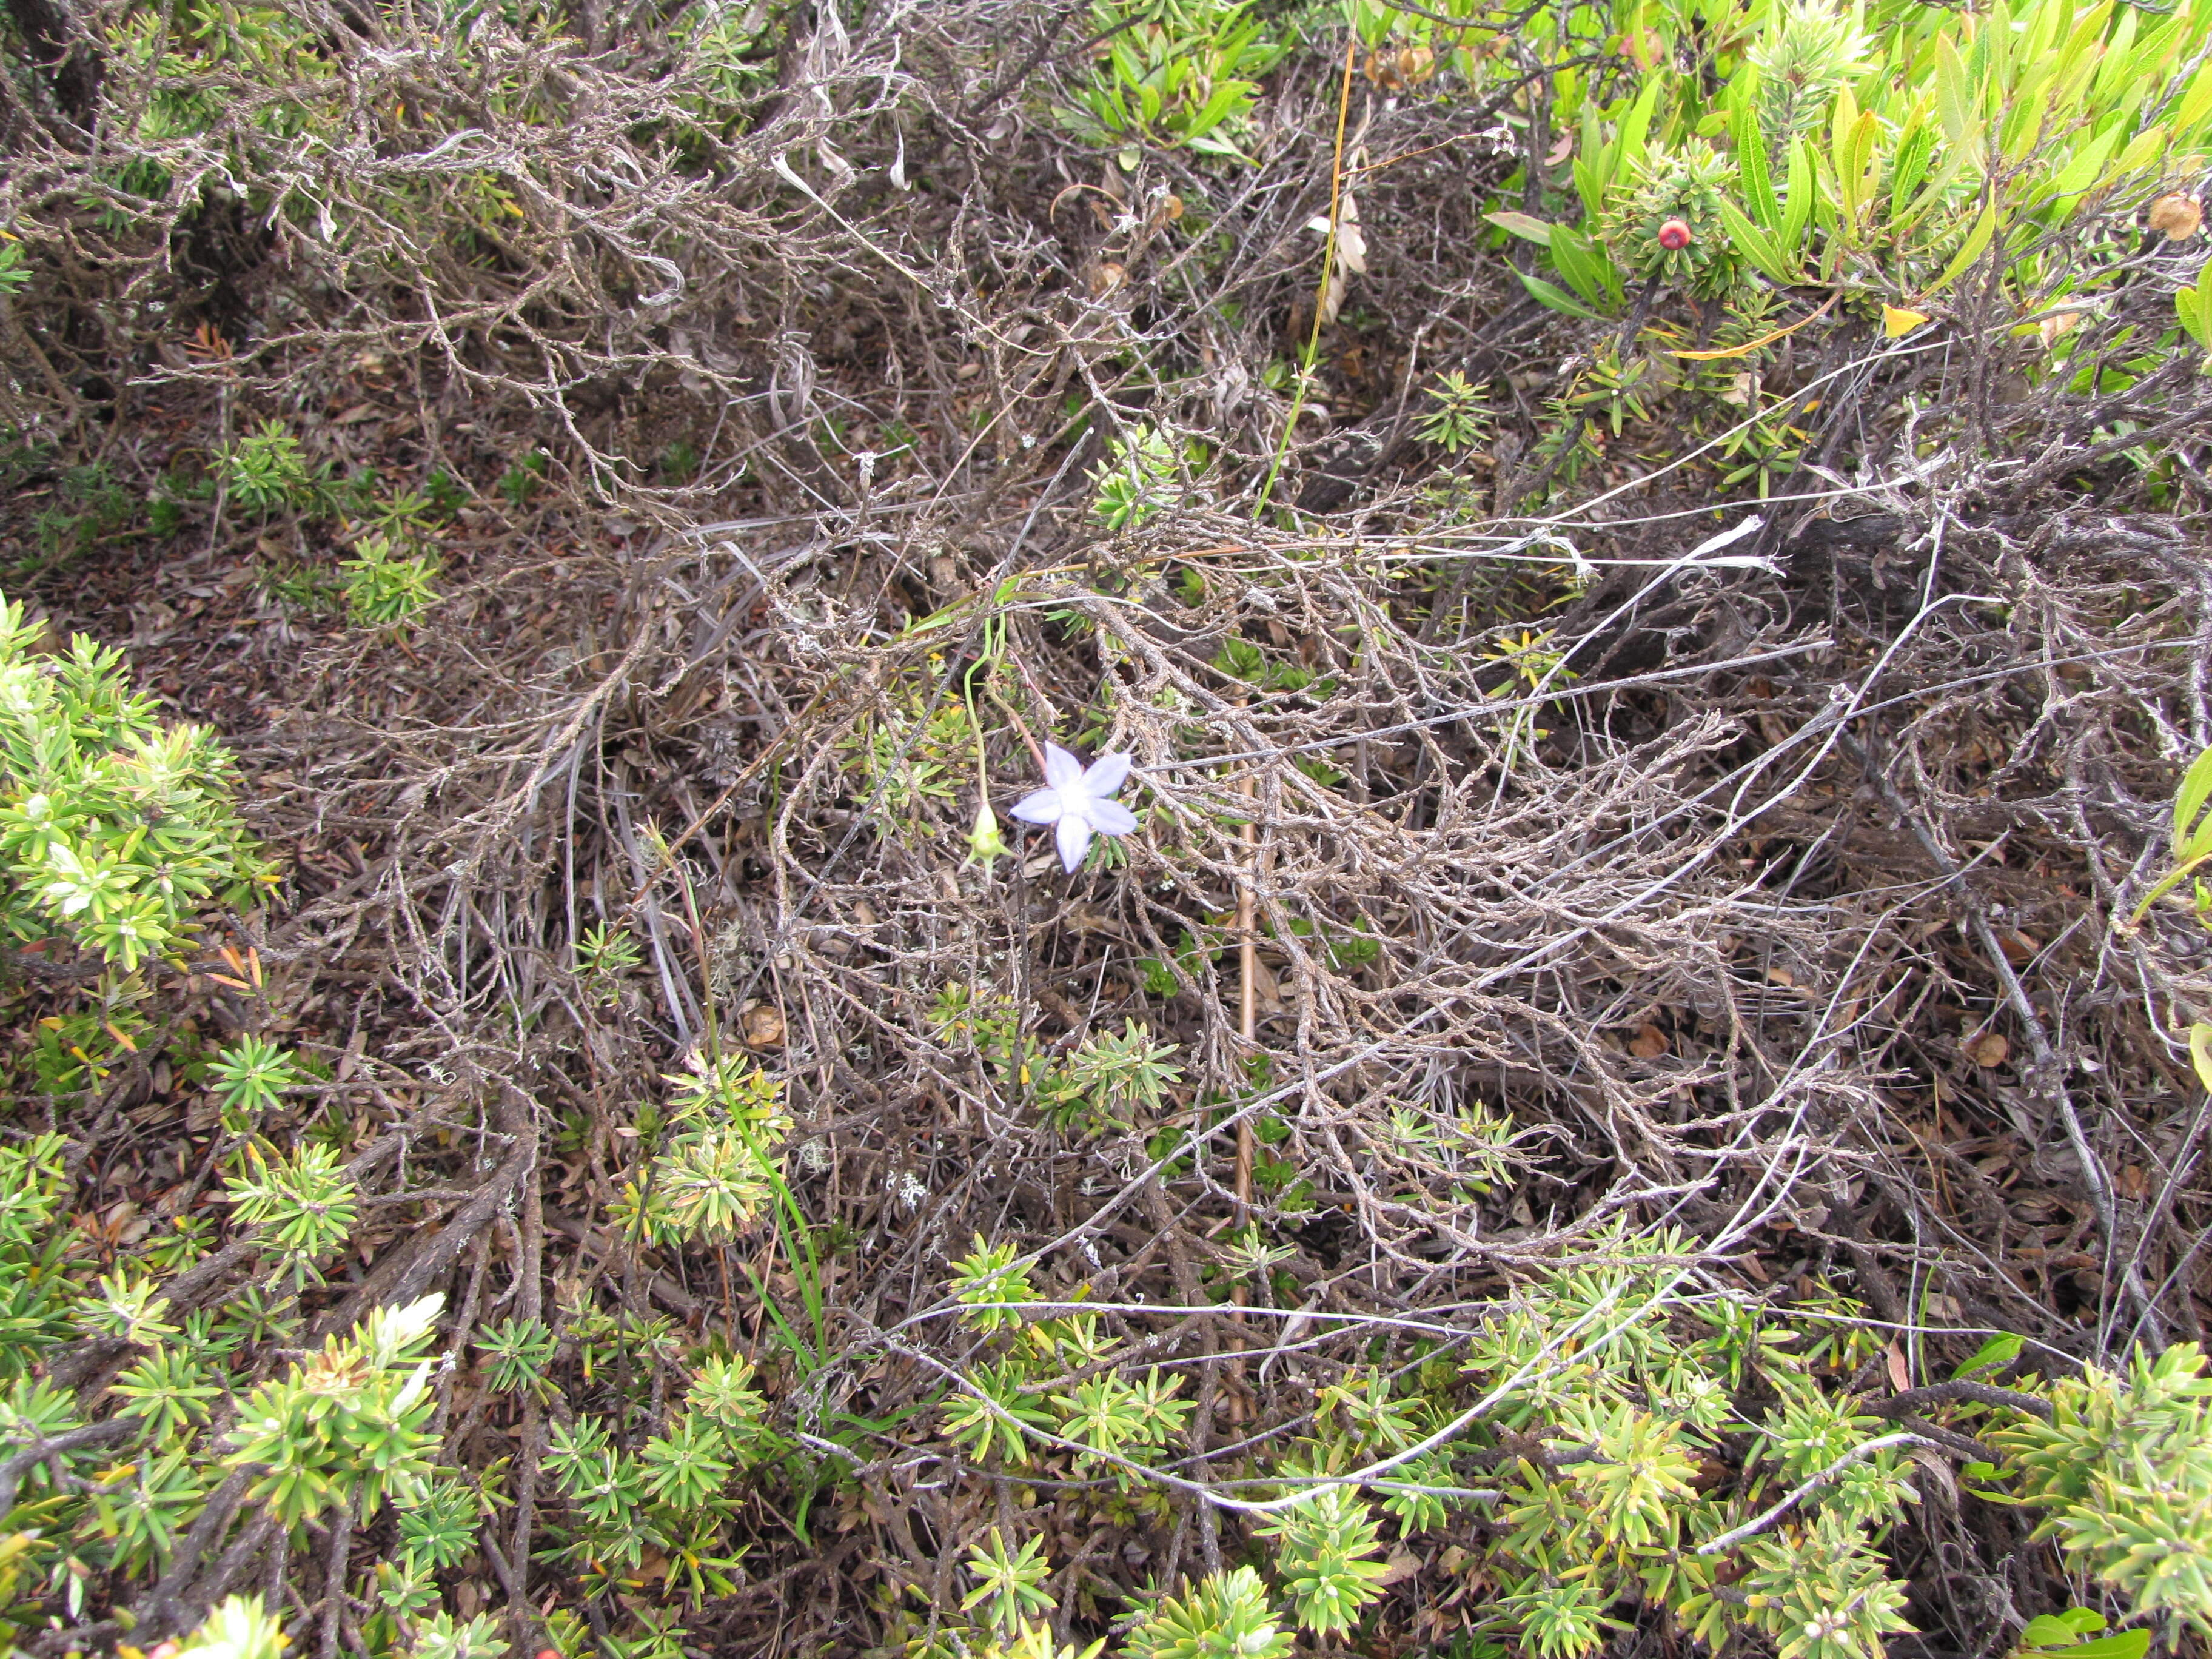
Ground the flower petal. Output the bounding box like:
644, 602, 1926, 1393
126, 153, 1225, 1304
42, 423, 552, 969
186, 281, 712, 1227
1054, 810, 1092, 874
1087, 798, 1138, 836
1043, 743, 1083, 792
1008, 788, 1063, 825
1081, 751, 1133, 799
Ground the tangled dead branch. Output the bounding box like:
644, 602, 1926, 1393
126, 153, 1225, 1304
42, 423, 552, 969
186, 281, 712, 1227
6, 0, 2212, 1651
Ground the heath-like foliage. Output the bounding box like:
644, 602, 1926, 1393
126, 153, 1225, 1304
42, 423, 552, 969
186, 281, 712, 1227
0, 594, 269, 972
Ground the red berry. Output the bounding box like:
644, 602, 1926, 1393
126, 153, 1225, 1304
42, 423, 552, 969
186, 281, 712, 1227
1657, 218, 1693, 250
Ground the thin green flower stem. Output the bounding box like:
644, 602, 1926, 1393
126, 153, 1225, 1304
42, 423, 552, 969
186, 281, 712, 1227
1255, 27, 1358, 520
962, 625, 999, 805
671, 856, 720, 1064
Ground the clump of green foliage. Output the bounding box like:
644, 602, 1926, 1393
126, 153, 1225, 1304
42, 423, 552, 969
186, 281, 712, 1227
23, 463, 138, 571
0, 584, 500, 1651
1996, 1344, 2212, 1636
901, 1223, 2212, 1658
839, 654, 980, 839
0, 592, 270, 974
221, 420, 323, 517
540, 1352, 782, 1601
1090, 426, 1208, 529
1065, 0, 1289, 161
1330, 0, 2212, 509
340, 534, 442, 629
0, 1119, 444, 1639
613, 1051, 792, 1244
930, 983, 1181, 1136
1462, 0, 2212, 317
1418, 371, 1495, 454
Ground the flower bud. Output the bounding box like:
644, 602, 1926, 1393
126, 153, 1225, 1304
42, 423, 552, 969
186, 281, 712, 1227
1657, 218, 1692, 250
966, 798, 1007, 872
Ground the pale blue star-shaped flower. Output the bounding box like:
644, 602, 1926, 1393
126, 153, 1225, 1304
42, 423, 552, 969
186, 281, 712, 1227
1010, 743, 1138, 874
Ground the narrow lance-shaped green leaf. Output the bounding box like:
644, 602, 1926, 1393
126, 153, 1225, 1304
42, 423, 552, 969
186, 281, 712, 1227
1953, 1330, 2025, 1378
1932, 201, 2000, 292
1616, 78, 1664, 196
1576, 99, 1607, 220
2179, 283, 2209, 350
1889, 115, 1936, 226
1718, 198, 1796, 285
2063, 1634, 2153, 1659
2002, 81, 2054, 167
1733, 82, 1778, 233
1936, 33, 1974, 145
2191, 257, 2212, 350
2171, 55, 2212, 141
1895, 126, 1983, 232
2174, 743, 2212, 857
1513, 269, 1601, 318
1549, 224, 1622, 309
2111, 121, 2170, 178
1486, 210, 1555, 247
2038, 126, 2117, 212
1780, 133, 1815, 256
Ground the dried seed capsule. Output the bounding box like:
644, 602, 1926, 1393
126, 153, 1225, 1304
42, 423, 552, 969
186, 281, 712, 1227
2150, 193, 2204, 241
740, 1002, 786, 1050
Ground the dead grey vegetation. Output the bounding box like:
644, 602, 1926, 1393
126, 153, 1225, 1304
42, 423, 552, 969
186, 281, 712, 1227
5, 0, 2212, 1652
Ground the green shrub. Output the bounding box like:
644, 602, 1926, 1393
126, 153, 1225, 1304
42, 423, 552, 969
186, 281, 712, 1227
1090, 426, 1204, 529
0, 595, 270, 973
340, 534, 443, 629
1122, 1566, 1290, 1659
1994, 1343, 2212, 1636
0, 588, 486, 1646
538, 1352, 780, 1600
0, 1150, 447, 1638
1444, 0, 2212, 320
1065, 0, 1289, 161
220, 420, 320, 517
914, 1222, 2212, 1657
225, 1293, 446, 1525
612, 1052, 791, 1245
171, 1594, 292, 1659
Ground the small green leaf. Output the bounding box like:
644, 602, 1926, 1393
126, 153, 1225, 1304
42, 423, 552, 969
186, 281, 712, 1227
2063, 1634, 2150, 1659
1932, 203, 2000, 293
1733, 88, 1777, 232
2180, 288, 2210, 350
2173, 745, 2212, 853
1514, 270, 1600, 318
2113, 122, 2169, 177
2022, 1612, 2104, 1647
1574, 151, 1606, 223
1485, 210, 1555, 247
1615, 79, 1663, 193
1718, 198, 1795, 286
2186, 261, 2212, 353
1936, 34, 1974, 144
2190, 1022, 2212, 1094
1954, 1330, 2023, 1379
1780, 136, 1815, 255
2173, 55, 2212, 137
1548, 224, 1621, 308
